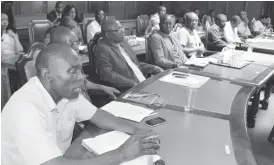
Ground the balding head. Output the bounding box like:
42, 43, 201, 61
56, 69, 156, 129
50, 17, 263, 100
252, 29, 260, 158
216, 14, 227, 28
159, 14, 173, 34
35, 43, 84, 101
185, 12, 199, 30
49, 27, 79, 49
231, 15, 241, 28
101, 18, 124, 43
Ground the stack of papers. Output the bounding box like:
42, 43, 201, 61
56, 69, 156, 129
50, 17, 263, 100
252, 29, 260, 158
184, 58, 210, 67
159, 71, 210, 88
101, 101, 154, 122
81, 131, 161, 165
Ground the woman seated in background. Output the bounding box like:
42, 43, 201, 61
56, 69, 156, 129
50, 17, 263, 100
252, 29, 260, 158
62, 4, 83, 42
1, 12, 23, 58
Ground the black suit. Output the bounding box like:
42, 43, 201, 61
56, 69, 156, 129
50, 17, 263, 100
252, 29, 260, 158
47, 10, 61, 22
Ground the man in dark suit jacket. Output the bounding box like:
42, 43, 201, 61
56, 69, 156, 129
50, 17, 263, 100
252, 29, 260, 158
47, 1, 64, 23
95, 19, 163, 91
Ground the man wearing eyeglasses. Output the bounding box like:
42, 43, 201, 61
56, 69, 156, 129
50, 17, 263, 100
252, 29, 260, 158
94, 18, 163, 91
150, 14, 188, 69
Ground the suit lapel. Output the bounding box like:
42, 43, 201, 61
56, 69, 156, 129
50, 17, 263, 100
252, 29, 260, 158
120, 41, 139, 66
162, 36, 174, 59
109, 44, 128, 64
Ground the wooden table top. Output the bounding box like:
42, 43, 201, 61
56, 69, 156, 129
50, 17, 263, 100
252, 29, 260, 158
66, 69, 259, 165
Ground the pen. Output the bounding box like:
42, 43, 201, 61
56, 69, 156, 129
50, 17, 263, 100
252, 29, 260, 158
172, 73, 189, 77
173, 75, 188, 79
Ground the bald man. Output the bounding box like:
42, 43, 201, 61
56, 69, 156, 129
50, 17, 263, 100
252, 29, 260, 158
150, 14, 187, 69
174, 12, 205, 58
49, 27, 120, 99
95, 18, 163, 91
208, 14, 230, 51
1, 43, 160, 165
237, 11, 251, 38
223, 15, 242, 43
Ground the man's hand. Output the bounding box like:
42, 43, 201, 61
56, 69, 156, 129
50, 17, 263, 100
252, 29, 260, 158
154, 66, 164, 73
119, 134, 160, 162
100, 85, 120, 99
196, 46, 205, 54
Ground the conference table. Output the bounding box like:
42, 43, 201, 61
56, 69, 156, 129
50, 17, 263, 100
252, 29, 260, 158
241, 35, 274, 55
65, 50, 274, 164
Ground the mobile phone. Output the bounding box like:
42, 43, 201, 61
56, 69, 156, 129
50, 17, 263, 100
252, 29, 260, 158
145, 117, 166, 127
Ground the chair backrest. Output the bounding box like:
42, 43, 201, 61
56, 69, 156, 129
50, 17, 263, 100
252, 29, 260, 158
87, 32, 103, 82
81, 17, 95, 44
136, 15, 149, 36
28, 20, 53, 46
145, 34, 155, 64
15, 42, 46, 87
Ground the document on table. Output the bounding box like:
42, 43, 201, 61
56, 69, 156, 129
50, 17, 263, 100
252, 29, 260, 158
81, 131, 161, 165
246, 38, 274, 43
101, 101, 154, 122
184, 58, 210, 67
159, 71, 210, 88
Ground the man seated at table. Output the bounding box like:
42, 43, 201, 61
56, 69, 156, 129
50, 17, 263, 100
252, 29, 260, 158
208, 14, 230, 51
1, 43, 160, 165
252, 15, 272, 35
95, 18, 163, 91
50, 26, 120, 99
150, 14, 187, 69
237, 11, 252, 39
86, 9, 105, 43
47, 1, 64, 23
173, 12, 206, 58
145, 5, 167, 35
223, 15, 242, 44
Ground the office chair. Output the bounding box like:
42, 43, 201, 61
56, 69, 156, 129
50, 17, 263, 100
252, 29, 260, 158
28, 20, 53, 45
136, 15, 149, 37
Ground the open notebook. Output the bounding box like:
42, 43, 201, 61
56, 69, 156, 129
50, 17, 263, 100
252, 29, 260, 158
101, 101, 154, 122
81, 131, 161, 165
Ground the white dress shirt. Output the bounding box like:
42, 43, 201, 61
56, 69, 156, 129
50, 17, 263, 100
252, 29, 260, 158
1, 33, 17, 57
253, 20, 265, 33
117, 44, 146, 82
223, 21, 241, 43
86, 20, 101, 43
1, 77, 97, 165
173, 27, 203, 57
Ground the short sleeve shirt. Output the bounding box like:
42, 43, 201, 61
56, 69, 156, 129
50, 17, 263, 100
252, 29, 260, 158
175, 27, 202, 57
1, 76, 97, 165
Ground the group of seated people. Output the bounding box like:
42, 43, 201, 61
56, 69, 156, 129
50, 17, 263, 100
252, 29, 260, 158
1, 1, 274, 165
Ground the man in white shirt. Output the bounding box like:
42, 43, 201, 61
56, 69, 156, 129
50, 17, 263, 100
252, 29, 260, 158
1, 43, 160, 165
223, 15, 242, 44
86, 10, 105, 43
237, 11, 251, 38
174, 12, 205, 58
252, 15, 272, 35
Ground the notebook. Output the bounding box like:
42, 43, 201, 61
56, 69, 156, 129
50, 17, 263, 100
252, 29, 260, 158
101, 101, 154, 122
184, 58, 210, 68
81, 131, 161, 165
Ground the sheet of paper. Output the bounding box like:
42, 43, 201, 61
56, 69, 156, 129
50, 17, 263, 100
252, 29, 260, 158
246, 38, 274, 43
81, 131, 161, 165
185, 58, 210, 67
82, 131, 130, 155
101, 101, 154, 122
159, 71, 210, 88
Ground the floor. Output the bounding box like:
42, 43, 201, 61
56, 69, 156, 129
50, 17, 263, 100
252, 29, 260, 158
248, 91, 274, 165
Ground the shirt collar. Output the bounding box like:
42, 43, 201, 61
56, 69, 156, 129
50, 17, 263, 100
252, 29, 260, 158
31, 76, 57, 112
184, 26, 195, 34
